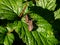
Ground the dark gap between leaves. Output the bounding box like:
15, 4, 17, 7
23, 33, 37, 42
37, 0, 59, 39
12, 31, 26, 45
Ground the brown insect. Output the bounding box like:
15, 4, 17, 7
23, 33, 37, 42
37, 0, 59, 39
28, 20, 33, 31
25, 15, 33, 31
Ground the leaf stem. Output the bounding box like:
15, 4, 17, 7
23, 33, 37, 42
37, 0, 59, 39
19, 2, 28, 17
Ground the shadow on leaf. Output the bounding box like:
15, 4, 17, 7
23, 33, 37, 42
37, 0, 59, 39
29, 6, 55, 24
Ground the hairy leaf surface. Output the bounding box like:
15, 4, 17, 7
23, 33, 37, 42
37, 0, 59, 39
0, 0, 28, 20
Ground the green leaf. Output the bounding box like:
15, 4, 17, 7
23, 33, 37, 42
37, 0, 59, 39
15, 13, 58, 45
4, 33, 14, 45
0, 26, 14, 45
0, 0, 28, 20
6, 21, 18, 32
54, 8, 60, 19
36, 0, 56, 11
0, 26, 7, 44
14, 21, 22, 34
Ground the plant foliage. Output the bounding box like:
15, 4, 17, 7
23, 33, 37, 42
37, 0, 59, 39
0, 0, 60, 45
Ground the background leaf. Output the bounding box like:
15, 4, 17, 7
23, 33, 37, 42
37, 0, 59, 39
0, 0, 27, 20
54, 8, 60, 19
36, 0, 56, 11
4, 33, 14, 45
0, 26, 7, 44
0, 26, 14, 45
